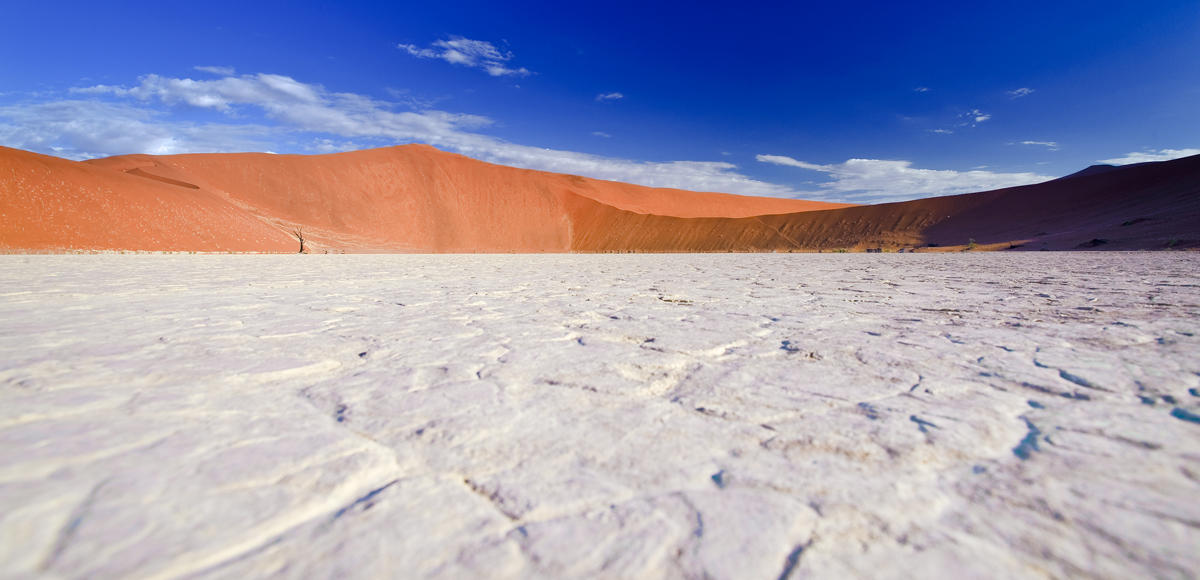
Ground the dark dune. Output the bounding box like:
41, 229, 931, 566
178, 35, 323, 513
578, 153, 1200, 252
1055, 164, 1121, 181
2, 144, 1197, 253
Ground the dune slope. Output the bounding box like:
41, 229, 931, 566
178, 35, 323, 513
2, 144, 1197, 252
567, 153, 1200, 252
2, 144, 849, 252
0, 147, 296, 252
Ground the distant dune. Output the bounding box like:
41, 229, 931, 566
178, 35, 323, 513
1, 144, 1197, 252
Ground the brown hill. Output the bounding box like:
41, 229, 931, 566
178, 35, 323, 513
1, 144, 1197, 253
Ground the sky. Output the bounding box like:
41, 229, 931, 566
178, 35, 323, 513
1, 0, 1197, 203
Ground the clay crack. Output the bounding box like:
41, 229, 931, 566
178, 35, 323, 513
1013, 417, 1043, 460
42, 478, 109, 570
322, 479, 399, 527
776, 540, 812, 580
463, 478, 523, 521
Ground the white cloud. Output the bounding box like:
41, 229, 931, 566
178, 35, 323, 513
306, 138, 364, 153
915, 87, 930, 92
755, 155, 831, 171
2, 72, 795, 197
596, 92, 623, 101
382, 88, 446, 111
0, 99, 277, 158
1022, 140, 1059, 150
591, 131, 610, 137
195, 66, 235, 76
1006, 87, 1034, 98
929, 129, 953, 134
399, 37, 531, 77
758, 154, 1052, 203
1098, 148, 1200, 165
69, 73, 327, 115
951, 109, 990, 128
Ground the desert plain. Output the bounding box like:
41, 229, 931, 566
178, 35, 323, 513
2, 252, 1199, 579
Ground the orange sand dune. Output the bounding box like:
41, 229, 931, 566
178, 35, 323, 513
3, 144, 848, 252
0, 147, 295, 252
2, 144, 1197, 252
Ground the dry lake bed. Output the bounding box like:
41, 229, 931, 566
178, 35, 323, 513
2, 253, 1198, 579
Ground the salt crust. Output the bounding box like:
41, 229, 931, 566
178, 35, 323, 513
1, 254, 1198, 579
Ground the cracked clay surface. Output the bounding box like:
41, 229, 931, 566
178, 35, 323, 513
1, 253, 1198, 579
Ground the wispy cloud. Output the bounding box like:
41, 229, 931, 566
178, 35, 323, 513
1006, 87, 1034, 98
383, 88, 448, 111
1098, 148, 1200, 165
306, 138, 365, 153
596, 92, 623, 101
194, 66, 235, 77
1021, 140, 1059, 150
945, 109, 990, 130
914, 87, 930, 92
0, 99, 277, 158
69, 73, 329, 115
591, 131, 610, 137
1, 72, 796, 198
757, 154, 1052, 203
398, 37, 531, 77
929, 129, 953, 134
755, 155, 830, 171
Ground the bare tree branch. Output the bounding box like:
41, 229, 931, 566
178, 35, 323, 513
291, 227, 305, 253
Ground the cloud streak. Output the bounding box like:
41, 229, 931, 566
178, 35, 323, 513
758, 154, 1052, 203
1006, 87, 1034, 98
1022, 140, 1059, 150
596, 92, 623, 101
398, 37, 531, 77
195, 66, 235, 76
1098, 148, 1200, 165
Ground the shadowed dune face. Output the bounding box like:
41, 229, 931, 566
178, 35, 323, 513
565, 154, 1200, 253
1, 144, 1197, 252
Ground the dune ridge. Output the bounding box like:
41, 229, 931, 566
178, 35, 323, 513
2, 144, 1197, 252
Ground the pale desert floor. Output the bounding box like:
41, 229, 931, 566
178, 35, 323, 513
2, 254, 1198, 580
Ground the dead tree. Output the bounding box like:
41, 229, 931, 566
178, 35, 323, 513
292, 227, 306, 253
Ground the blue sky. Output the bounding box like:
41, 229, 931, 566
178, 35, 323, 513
1, 1, 1197, 203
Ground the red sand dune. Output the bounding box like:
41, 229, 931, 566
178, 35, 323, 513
1, 145, 848, 253
1, 144, 1198, 253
